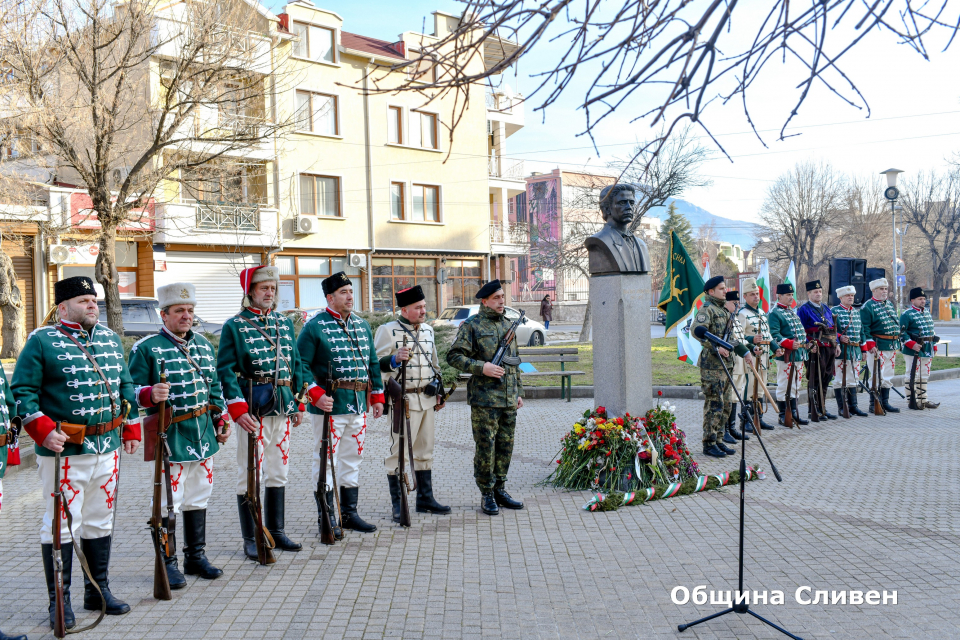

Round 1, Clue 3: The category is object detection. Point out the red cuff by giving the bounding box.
[934,345,938,353]
[864,340,876,352]
[122,421,141,442]
[370,392,385,406]
[905,340,918,351]
[228,402,250,421]
[307,386,325,404]
[24,415,56,446]
[139,386,155,408]
[298,403,306,412]
[781,339,794,351]
[860,344,869,352]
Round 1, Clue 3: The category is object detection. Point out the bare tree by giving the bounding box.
[0,0,291,333]
[834,176,891,269]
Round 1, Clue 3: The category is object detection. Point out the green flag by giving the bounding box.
[657,230,705,335]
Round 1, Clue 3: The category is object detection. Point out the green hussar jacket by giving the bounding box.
[128,328,228,463]
[216,307,311,421]
[13,320,139,458]
[446,305,524,408]
[0,367,16,479]
[768,303,809,363]
[297,308,385,416]
[860,297,901,352]
[832,304,868,362]
[900,305,938,358]
[690,295,750,370]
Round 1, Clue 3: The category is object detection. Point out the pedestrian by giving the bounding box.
[831,286,869,417]
[216,265,312,559]
[127,282,231,586]
[297,272,385,534]
[13,276,140,629]
[737,277,775,430]
[540,294,552,330]
[374,285,450,522]
[797,279,838,420]
[859,278,901,413]
[768,283,809,426]
[900,287,940,409]
[447,279,525,515]
[690,276,753,458]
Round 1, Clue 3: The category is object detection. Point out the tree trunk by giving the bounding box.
[0,250,24,358]
[579,300,591,342]
[95,227,125,335]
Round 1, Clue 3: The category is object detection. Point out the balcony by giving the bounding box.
[488,156,525,181]
[218,112,263,138]
[489,220,529,255]
[195,200,260,231]
[485,91,515,113]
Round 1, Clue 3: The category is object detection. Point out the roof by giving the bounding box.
[340,31,405,61]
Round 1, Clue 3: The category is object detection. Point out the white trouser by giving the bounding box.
[743,352,769,403]
[154,458,215,513]
[39,451,120,544]
[866,350,896,389]
[235,415,291,495]
[832,359,863,388]
[312,413,366,489]
[384,406,436,473]
[0,478,3,514]
[775,360,803,401]
[904,355,933,402]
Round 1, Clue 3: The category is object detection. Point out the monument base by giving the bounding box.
[590,273,653,419]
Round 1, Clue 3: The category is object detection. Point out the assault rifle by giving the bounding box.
[148,360,173,600]
[491,310,525,368]
[244,380,276,564]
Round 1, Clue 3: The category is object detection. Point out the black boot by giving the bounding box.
[182,510,222,580]
[740,402,755,433]
[881,388,900,413]
[264,487,301,551]
[756,401,776,430]
[386,475,402,523]
[81,536,130,615]
[416,470,451,514]
[821,390,837,419]
[723,404,738,444]
[777,400,787,426]
[848,388,868,417]
[161,517,186,589]
[728,406,749,441]
[41,543,75,630]
[791,399,809,425]
[480,491,499,515]
[237,495,258,560]
[0,630,28,640]
[835,389,850,418]
[339,486,377,533]
[493,484,523,510]
[702,442,727,458]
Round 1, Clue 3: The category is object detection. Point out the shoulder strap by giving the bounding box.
[56,325,118,416]
[396,322,441,378]
[237,313,291,376]
[159,331,212,397]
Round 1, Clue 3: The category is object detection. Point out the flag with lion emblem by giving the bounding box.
[657,231,705,364]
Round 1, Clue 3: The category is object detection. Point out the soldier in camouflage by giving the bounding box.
[860,277,901,413]
[900,287,940,409]
[768,283,810,426]
[690,276,752,459]
[447,280,525,516]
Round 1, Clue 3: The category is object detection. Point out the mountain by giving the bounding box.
[646,197,763,250]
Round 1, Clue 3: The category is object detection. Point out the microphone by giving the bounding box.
[693,325,735,351]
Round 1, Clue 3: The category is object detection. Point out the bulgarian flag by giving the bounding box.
[756,259,771,313]
[784,260,797,308]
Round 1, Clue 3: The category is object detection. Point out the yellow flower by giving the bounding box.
[573,424,585,435]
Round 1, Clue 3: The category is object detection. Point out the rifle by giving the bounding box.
[316,374,335,545]
[52,425,67,638]
[148,360,173,601]
[784,353,795,429]
[396,335,417,527]
[491,310,525,368]
[908,349,922,410]
[245,380,275,564]
[839,334,851,419]
[807,342,821,423]
[870,355,886,416]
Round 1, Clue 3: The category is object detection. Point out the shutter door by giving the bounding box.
[156,251,259,323]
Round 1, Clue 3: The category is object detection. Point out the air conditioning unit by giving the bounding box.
[48,244,70,264]
[348,253,367,269]
[294,215,315,234]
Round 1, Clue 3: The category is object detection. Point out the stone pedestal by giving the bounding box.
[590,273,653,419]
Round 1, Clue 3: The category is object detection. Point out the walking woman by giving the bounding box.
[540,295,553,330]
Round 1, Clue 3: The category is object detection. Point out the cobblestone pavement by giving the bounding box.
[2,380,959,640]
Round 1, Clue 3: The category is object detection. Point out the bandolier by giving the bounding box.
[796,279,838,420]
[831,286,869,417]
[860,277,901,413]
[768,283,809,425]
[737,277,775,430]
[900,287,940,410]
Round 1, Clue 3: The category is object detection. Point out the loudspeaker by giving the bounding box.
[865,267,887,291]
[829,258,867,307]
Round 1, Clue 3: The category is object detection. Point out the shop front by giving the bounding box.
[275,252,363,313]
[371,254,484,317]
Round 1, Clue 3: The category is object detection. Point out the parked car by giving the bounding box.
[434,305,547,346]
[44,297,222,337]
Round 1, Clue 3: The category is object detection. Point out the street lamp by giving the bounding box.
[881,168,904,313]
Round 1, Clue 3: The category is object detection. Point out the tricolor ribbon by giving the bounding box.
[694,476,710,492]
[756,468,766,480]
[661,482,683,499]
[744,467,754,481]
[582,493,605,511]
[642,487,656,502]
[713,472,730,486]
[622,492,638,505]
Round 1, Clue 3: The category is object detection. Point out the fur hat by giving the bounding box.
[805,279,823,291]
[869,277,889,290]
[741,277,759,294]
[776,283,794,295]
[55,276,96,305]
[909,287,926,300]
[725,290,740,301]
[322,271,352,296]
[396,285,425,308]
[158,282,196,310]
[835,285,857,297]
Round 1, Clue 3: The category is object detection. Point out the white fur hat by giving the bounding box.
[158,282,196,309]
[835,285,857,297]
[249,266,279,286]
[869,277,889,291]
[741,277,759,294]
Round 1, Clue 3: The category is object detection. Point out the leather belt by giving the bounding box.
[58,415,125,445]
[239,376,291,387]
[843,341,861,347]
[405,385,430,395]
[170,405,209,425]
[332,379,370,392]
[873,334,898,340]
[0,433,7,447]
[916,336,938,343]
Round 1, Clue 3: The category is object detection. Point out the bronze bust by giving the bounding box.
[585,183,650,275]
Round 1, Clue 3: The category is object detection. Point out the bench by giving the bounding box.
[456,347,586,402]
[939,339,952,356]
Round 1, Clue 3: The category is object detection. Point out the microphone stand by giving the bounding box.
[679,343,802,640]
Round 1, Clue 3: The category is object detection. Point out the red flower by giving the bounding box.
[556,460,561,464]
[598,406,606,414]
[658,390,663,396]
[611,467,616,471]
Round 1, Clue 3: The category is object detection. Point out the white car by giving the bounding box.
[433,305,547,346]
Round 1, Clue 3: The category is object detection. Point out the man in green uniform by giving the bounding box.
[447,280,524,515]
[14,276,140,628]
[217,266,311,558]
[0,357,26,640]
[900,287,940,409]
[832,285,869,417]
[690,276,752,458]
[128,282,230,586]
[767,283,810,426]
[298,272,385,534]
[860,277,901,413]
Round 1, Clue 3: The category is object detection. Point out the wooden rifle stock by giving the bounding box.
[839,338,851,419]
[52,423,67,638]
[149,361,173,600]
[784,357,794,429]
[397,336,411,527]
[908,348,922,410]
[317,376,335,546]
[245,380,276,564]
[871,357,886,416]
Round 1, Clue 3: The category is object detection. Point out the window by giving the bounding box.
[292,22,335,63]
[372,257,438,317]
[277,256,361,311]
[295,91,338,135]
[409,110,438,149]
[181,162,267,205]
[444,260,482,307]
[389,182,405,220]
[412,184,439,222]
[387,106,402,144]
[300,174,340,217]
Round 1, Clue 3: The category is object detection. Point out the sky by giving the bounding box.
[280,1,960,230]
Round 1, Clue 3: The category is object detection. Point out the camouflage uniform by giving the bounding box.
[446,305,524,491]
[690,296,750,446]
